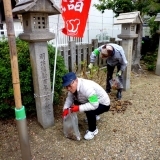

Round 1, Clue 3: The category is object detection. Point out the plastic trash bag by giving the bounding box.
[109,76,123,90]
[63,109,81,141]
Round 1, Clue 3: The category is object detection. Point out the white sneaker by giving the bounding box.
[84,129,98,140]
[96,115,100,120]
[85,115,100,123]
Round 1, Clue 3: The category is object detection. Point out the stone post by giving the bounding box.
[69,41,76,72]
[114,12,143,90]
[29,41,54,128]
[120,39,135,90]
[155,13,160,76]
[12,0,61,128]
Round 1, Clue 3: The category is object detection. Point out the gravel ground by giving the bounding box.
[0,70,160,160]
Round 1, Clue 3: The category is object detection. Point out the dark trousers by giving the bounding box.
[85,104,110,132]
[106,64,123,91]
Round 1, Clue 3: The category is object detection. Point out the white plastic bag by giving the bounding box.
[63,109,81,141]
[109,76,123,90]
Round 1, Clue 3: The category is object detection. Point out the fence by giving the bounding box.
[59,39,122,73]
[0,27,122,73]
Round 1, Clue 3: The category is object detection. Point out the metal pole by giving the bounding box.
[3,0,31,159]
[87,17,89,44]
[112,11,114,37]
[102,13,103,41]
[52,15,60,103]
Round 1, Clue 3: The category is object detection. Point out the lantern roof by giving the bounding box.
[12,0,61,15]
[114,11,143,25]
[155,13,160,22]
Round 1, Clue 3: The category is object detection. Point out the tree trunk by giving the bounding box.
[132,24,143,73]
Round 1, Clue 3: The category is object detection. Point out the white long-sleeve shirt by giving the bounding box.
[90,43,128,71]
[63,78,110,112]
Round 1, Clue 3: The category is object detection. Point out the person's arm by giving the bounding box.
[79,94,99,112]
[78,87,99,112]
[88,45,105,69]
[63,92,74,110]
[89,45,106,63]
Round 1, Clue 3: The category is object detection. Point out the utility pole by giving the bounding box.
[3,0,31,159]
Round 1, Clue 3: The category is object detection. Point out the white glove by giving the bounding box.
[88,63,93,69]
[117,70,122,76]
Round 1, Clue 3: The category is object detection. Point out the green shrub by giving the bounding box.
[143,50,158,71]
[0,38,67,119]
[148,16,159,51]
[48,43,68,104]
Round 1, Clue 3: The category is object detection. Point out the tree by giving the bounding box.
[94,0,135,17]
[94,0,160,72]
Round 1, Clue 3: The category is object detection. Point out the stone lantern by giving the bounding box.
[114,11,143,90]
[12,0,61,129]
[154,13,160,76]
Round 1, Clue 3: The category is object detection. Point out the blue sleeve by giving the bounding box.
[90,45,105,63]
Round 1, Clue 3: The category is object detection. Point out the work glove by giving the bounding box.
[116,70,122,76]
[70,105,79,112]
[88,63,93,69]
[62,108,69,118]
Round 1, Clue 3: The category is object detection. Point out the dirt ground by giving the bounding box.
[0,67,160,160]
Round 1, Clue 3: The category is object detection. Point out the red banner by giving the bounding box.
[61,0,91,38]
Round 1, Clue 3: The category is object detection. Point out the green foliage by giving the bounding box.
[94,0,160,16]
[94,0,136,16]
[144,0,160,16]
[0,38,67,119]
[0,39,17,118]
[148,16,159,36]
[148,16,159,51]
[134,0,150,15]
[112,0,135,16]
[143,50,158,71]
[93,0,113,14]
[142,16,158,71]
[48,44,68,104]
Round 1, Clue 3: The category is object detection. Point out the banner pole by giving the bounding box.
[87,17,89,44]
[52,15,60,103]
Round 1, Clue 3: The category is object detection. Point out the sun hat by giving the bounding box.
[62,72,77,87]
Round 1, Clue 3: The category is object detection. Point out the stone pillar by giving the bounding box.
[118,34,138,91]
[12,0,61,129]
[155,13,160,76]
[18,18,55,129]
[29,42,53,128]
[114,12,143,90]
[69,41,76,72]
[120,39,134,90]
[155,35,160,75]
